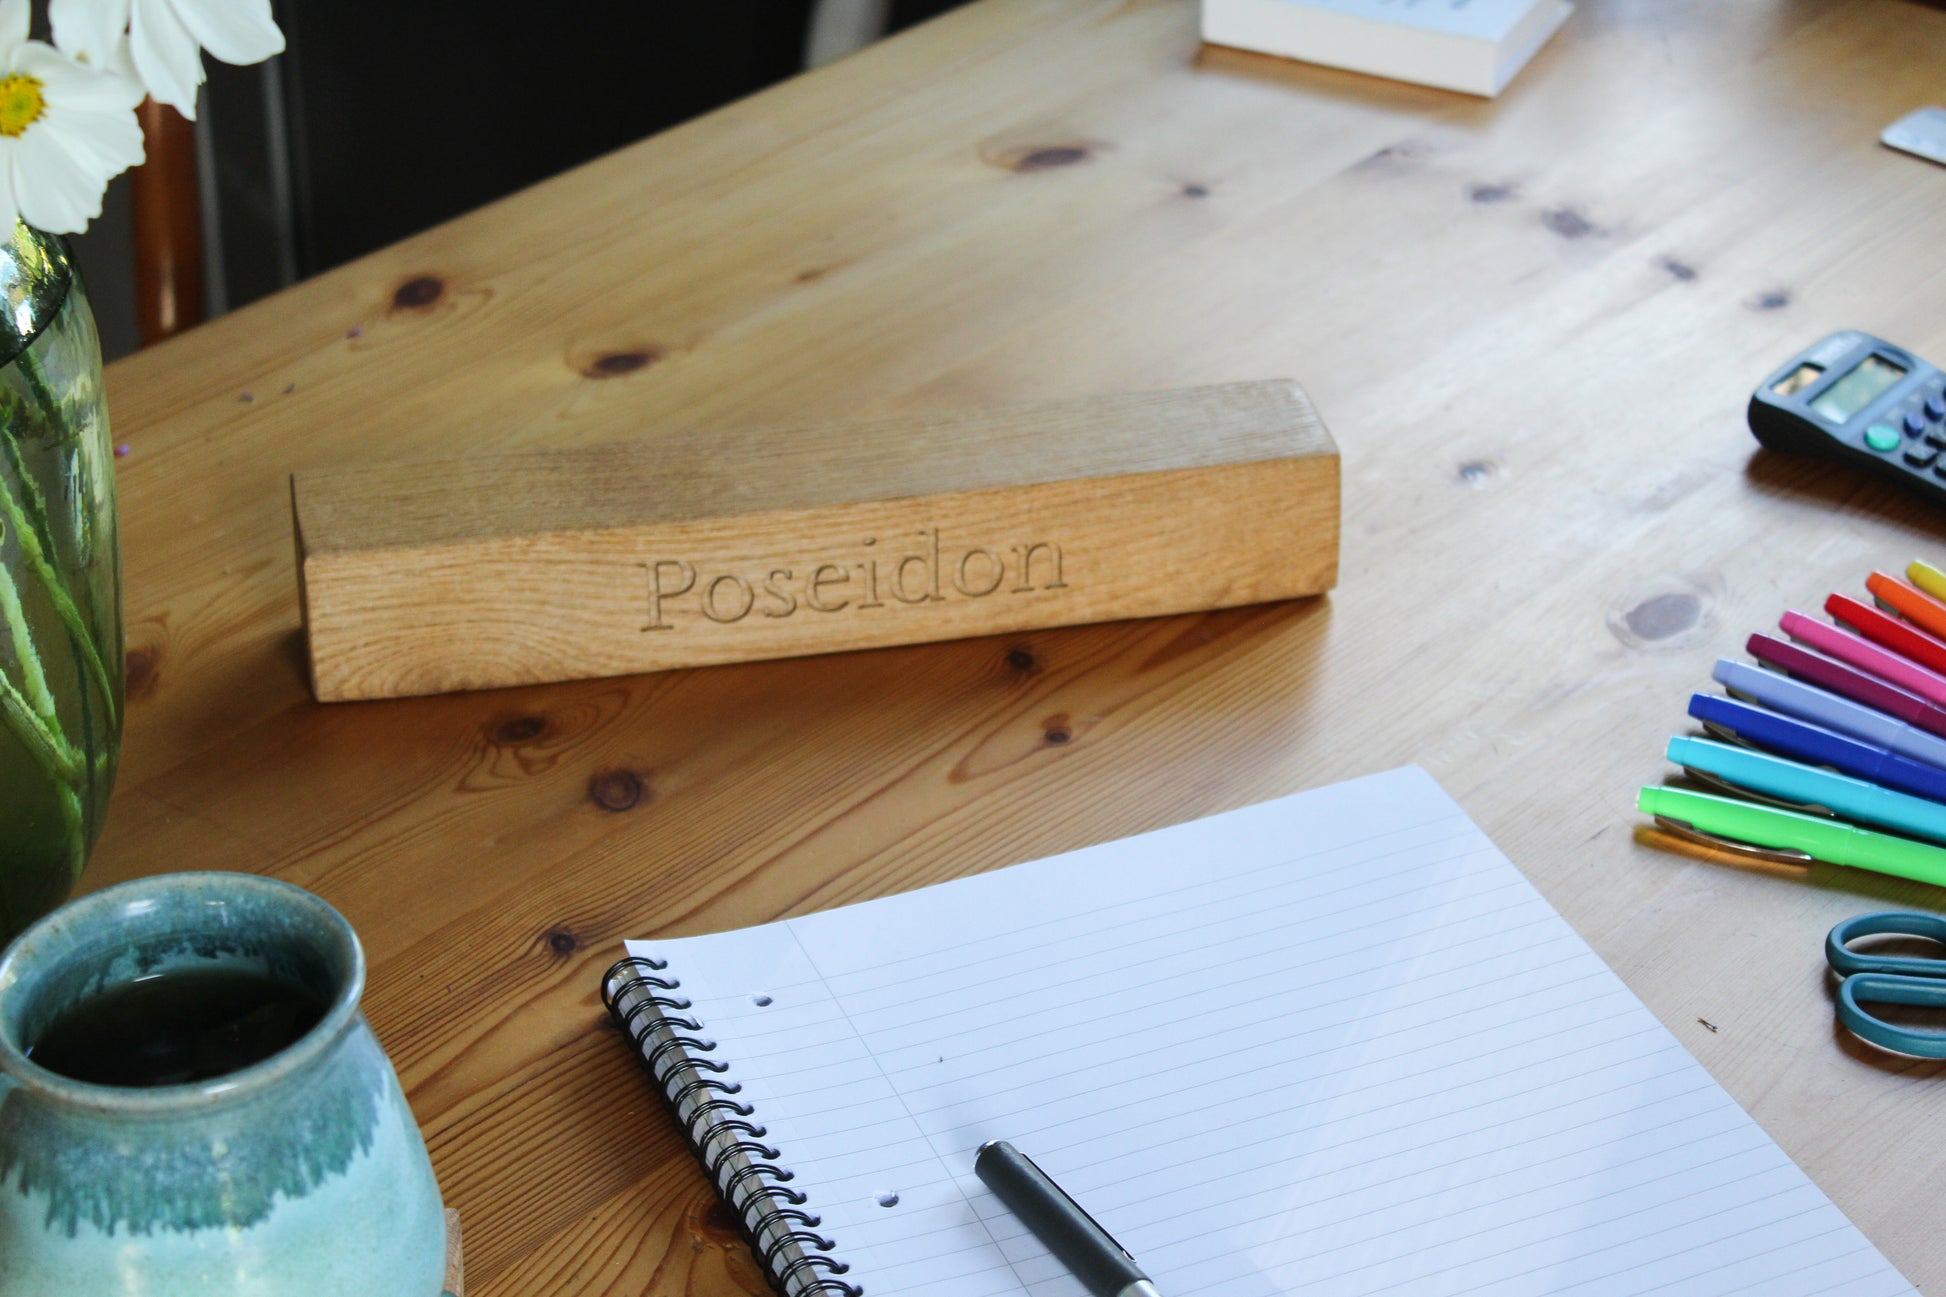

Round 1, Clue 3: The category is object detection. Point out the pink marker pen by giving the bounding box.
[1781,609,1946,709]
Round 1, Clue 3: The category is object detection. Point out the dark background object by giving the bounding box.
[72,0,978,360]
[890,0,969,28]
[277,2,816,276]
[129,102,204,345]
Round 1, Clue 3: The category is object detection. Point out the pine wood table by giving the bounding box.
[92,2,1946,1292]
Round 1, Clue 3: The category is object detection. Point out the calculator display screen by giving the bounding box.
[1811,354,1907,422]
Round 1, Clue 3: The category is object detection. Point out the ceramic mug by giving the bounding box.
[0,872,448,1295]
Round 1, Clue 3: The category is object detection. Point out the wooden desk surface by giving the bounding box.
[93,1,1946,1292]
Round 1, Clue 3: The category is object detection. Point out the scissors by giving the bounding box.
[1826,912,1946,1058]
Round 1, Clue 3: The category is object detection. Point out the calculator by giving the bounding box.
[1748,331,1946,503]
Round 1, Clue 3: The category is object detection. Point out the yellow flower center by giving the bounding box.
[0,74,46,138]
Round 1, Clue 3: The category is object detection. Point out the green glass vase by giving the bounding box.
[0,223,121,943]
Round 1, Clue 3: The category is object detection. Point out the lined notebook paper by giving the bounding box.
[605,767,1915,1297]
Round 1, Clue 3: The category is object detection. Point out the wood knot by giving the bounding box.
[1181,183,1209,198]
[980,139,1107,174]
[123,644,160,700]
[1656,256,1699,282]
[1350,139,1435,173]
[1042,716,1072,745]
[1456,459,1497,487]
[1624,592,1702,640]
[1608,581,1715,651]
[581,348,661,378]
[546,929,577,956]
[1016,145,1091,170]
[1748,289,1792,312]
[1465,181,1518,204]
[1540,207,1598,239]
[700,1198,743,1241]
[391,275,445,310]
[493,715,547,744]
[589,768,646,812]
[1006,647,1038,673]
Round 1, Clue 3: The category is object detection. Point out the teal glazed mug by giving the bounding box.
[0,872,447,1295]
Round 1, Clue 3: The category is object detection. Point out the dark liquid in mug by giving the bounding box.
[25,966,328,1087]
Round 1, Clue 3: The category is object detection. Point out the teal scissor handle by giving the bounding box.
[1826,911,1946,977]
[1827,912,1946,1058]
[1836,975,1946,1058]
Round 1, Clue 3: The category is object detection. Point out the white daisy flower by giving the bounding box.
[50,0,283,120]
[0,0,143,235]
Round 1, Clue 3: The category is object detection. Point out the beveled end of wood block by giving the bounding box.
[293,380,1339,701]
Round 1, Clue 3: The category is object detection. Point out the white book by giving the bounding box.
[602,767,1917,1297]
[1201,0,1574,97]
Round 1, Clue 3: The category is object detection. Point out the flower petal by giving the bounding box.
[0,0,29,61]
[130,0,203,117]
[163,0,282,66]
[21,45,145,112]
[39,101,145,176]
[0,142,22,235]
[50,0,132,70]
[13,119,115,233]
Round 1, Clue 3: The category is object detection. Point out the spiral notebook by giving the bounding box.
[602,767,1915,1297]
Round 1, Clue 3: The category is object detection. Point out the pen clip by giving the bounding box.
[1700,719,1751,748]
[1652,815,1816,866]
[1679,766,1834,818]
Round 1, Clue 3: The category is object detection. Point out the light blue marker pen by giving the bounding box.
[1668,735,1946,845]
[1713,658,1946,772]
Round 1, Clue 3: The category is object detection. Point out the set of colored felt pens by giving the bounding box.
[1637,560,1946,888]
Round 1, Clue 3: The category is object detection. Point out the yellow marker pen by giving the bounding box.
[1908,558,1946,604]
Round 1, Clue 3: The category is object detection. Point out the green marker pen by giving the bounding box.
[1638,785,1946,890]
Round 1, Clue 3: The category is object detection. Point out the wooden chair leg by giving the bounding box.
[131,98,205,346]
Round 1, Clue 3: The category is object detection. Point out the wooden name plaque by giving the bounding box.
[291,380,1340,702]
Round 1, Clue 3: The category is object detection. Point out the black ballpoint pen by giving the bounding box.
[975,1140,1163,1297]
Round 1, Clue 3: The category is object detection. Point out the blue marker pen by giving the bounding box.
[1687,693,1946,804]
[1714,659,1946,772]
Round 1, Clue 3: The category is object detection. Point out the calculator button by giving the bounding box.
[1929,395,1946,422]
[1906,412,1929,437]
[1930,432,1946,448]
[1867,424,1903,452]
[1907,446,1939,468]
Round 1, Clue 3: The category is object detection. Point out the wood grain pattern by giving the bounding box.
[292,381,1338,699]
[86,1,1946,1294]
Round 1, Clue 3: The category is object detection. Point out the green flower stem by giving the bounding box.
[0,520,89,879]
[0,477,87,791]
[0,551,55,722]
[10,348,119,726]
[0,421,117,729]
[54,780,84,882]
[16,349,63,429]
[0,342,111,885]
[0,667,80,786]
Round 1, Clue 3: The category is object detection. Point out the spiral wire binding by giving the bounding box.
[604,956,862,1297]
